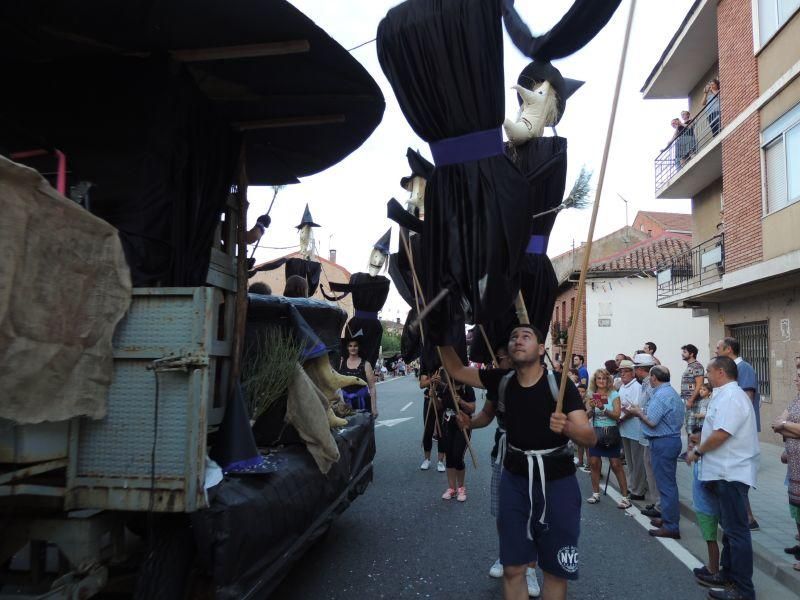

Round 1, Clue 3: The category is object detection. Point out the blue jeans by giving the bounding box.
[706,479,755,599]
[648,436,681,532]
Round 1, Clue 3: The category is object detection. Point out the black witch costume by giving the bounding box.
[377,0,533,343]
[322,230,392,368]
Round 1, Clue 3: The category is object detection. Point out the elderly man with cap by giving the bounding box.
[617,359,646,500]
[626,365,686,538]
[631,353,661,516]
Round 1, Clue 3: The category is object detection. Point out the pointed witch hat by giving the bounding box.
[373,228,392,255]
[295,203,321,229]
[516,61,584,126]
[400,147,434,189]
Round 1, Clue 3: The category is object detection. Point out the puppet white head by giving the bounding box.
[368,248,387,277]
[298,225,315,260]
[503,80,560,146]
[405,176,426,218]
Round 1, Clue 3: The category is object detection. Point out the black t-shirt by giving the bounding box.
[480,368,584,480]
[439,384,475,411]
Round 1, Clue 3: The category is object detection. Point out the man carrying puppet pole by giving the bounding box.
[440,325,595,600]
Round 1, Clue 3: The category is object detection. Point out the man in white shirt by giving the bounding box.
[617,360,645,499]
[686,356,759,600]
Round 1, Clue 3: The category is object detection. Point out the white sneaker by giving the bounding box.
[573,456,580,465]
[526,568,540,597]
[489,558,503,578]
[437,460,446,472]
[420,459,431,470]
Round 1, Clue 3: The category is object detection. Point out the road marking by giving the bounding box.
[376,376,411,386]
[375,417,414,428]
[602,481,703,571]
[400,402,413,412]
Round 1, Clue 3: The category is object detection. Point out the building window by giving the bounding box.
[763,102,800,214]
[561,300,567,327]
[729,321,771,399]
[757,0,800,47]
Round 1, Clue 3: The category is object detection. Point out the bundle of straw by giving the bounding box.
[242,328,304,419]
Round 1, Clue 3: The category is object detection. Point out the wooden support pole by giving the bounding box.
[556,0,638,413]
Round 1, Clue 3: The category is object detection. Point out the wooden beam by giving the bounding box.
[234,114,345,131]
[172,40,310,62]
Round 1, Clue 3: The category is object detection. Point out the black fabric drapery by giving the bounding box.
[470,137,566,363]
[377,0,533,341]
[285,258,322,296]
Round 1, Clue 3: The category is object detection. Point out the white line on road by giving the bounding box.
[603,482,703,572]
[400,402,413,412]
[375,417,414,428]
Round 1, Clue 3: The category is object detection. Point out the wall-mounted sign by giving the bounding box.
[598,318,611,327]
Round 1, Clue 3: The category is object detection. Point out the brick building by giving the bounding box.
[641,0,800,441]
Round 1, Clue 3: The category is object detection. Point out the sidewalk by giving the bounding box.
[631,441,800,595]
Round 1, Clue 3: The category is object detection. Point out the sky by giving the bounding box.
[248,0,695,323]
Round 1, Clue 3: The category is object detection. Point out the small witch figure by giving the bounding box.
[322,230,392,369]
[253,203,323,295]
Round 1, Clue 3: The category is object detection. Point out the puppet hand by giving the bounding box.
[256,214,271,230]
[549,412,568,435]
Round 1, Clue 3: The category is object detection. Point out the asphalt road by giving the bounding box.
[271,376,711,600]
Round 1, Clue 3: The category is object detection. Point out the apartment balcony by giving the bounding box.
[654,92,722,198]
[641,0,718,100]
[656,234,724,307]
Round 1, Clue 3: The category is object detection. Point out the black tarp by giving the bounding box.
[377,0,533,340]
[0,0,385,186]
[193,413,375,600]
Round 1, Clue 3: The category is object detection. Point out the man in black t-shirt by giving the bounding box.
[441,325,595,600]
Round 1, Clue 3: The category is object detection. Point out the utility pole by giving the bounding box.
[617,193,630,243]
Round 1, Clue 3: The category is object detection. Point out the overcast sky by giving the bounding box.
[248,0,694,322]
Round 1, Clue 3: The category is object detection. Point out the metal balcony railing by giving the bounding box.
[656,234,724,303]
[654,92,721,194]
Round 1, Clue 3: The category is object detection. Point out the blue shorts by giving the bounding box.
[498,470,581,579]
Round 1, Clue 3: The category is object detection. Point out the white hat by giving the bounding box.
[633,353,656,367]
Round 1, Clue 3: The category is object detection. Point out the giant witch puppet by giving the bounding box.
[321,230,392,367]
[376,0,621,349]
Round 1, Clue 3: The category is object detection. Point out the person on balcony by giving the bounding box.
[703,79,721,136]
[680,110,696,159]
[661,118,687,170]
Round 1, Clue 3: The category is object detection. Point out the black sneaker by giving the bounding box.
[693,566,712,579]
[748,520,759,531]
[629,493,646,500]
[783,544,800,557]
[695,571,730,588]
[641,508,662,518]
[645,503,655,510]
[707,586,751,600]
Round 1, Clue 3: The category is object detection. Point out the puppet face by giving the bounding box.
[368,248,387,276]
[503,80,560,145]
[298,225,314,259]
[406,176,426,216]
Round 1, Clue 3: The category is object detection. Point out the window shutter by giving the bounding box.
[785,124,800,203]
[765,138,787,214]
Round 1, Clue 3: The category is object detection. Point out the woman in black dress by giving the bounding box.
[338,339,378,417]
[434,368,475,502]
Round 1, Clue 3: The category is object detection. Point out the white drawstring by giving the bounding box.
[495,429,507,466]
[508,443,565,540]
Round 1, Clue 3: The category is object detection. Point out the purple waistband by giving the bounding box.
[526,235,549,255]
[429,128,504,167]
[355,309,378,320]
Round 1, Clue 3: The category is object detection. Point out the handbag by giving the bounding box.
[593,410,621,449]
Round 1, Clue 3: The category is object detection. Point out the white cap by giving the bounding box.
[633,353,656,367]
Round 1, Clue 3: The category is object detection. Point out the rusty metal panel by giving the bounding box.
[65,287,226,513]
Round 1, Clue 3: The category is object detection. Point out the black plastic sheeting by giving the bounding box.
[0,0,385,186]
[192,413,375,600]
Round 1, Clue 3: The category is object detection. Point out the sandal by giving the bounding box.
[586,493,601,504]
[794,563,800,572]
[617,497,632,509]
